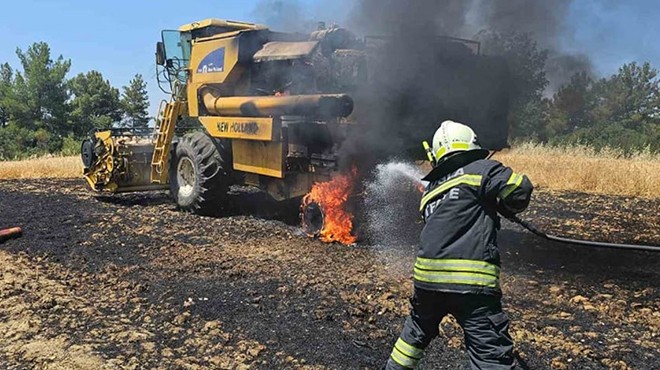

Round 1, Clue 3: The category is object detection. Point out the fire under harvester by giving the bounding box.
[80,19,510,244]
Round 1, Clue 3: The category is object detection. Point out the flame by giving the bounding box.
[302,168,358,245]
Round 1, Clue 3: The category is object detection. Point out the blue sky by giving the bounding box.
[0,0,658,117]
[566,0,660,74]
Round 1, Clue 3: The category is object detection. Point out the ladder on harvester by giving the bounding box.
[150,98,182,184]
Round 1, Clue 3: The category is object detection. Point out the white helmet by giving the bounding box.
[431,120,483,161]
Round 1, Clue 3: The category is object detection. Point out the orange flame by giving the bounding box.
[302,168,358,245]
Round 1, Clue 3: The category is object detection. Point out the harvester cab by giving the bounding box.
[82,19,356,216]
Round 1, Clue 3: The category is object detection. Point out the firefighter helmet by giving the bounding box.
[431,120,484,162]
[421,120,490,181]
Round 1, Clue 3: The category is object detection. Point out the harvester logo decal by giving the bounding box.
[217,121,260,135]
[197,47,225,74]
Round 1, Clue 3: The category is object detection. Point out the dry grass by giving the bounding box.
[494,142,660,198]
[0,156,81,180]
[1,144,659,198]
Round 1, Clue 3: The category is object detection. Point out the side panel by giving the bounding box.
[232,140,284,178]
[187,35,243,117]
[264,172,332,201]
[190,37,240,84]
[199,116,281,141]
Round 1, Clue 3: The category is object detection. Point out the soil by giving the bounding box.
[0,178,658,370]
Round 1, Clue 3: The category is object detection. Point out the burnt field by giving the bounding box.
[0,178,658,370]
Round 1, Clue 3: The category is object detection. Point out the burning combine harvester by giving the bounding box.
[81,19,510,244]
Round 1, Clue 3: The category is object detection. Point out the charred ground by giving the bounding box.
[0,178,658,370]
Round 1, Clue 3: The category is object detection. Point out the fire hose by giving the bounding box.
[507,215,660,253]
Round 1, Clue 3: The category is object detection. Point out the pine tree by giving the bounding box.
[69,70,122,135]
[6,42,71,134]
[0,63,13,127]
[120,74,150,129]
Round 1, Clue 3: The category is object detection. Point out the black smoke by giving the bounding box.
[347,0,593,94]
[253,0,594,95]
[251,0,311,32]
[338,0,511,168]
[467,0,593,94]
[251,0,594,164]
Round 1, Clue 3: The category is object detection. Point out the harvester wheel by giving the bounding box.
[301,201,325,237]
[169,132,231,214]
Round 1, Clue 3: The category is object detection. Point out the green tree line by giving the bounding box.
[0,42,149,159]
[478,31,660,154]
[1,37,657,160]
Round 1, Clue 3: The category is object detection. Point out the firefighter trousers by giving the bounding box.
[385,288,515,370]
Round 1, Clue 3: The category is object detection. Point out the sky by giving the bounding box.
[1,0,659,117]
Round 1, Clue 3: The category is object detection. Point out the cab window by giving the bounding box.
[161,30,191,67]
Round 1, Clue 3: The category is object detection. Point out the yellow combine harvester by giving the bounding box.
[82,19,356,215]
[81,19,509,221]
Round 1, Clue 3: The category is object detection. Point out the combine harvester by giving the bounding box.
[80,19,508,238]
[79,19,658,252]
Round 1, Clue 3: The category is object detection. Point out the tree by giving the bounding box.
[120,74,150,129]
[589,62,660,129]
[0,124,35,159]
[6,42,71,136]
[477,31,549,139]
[548,62,660,153]
[0,63,13,127]
[510,99,549,141]
[545,72,592,137]
[69,70,121,136]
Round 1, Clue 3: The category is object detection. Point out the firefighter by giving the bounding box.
[384,120,533,370]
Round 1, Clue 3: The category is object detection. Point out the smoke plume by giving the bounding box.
[251,0,310,32]
[347,0,593,94]
[251,0,594,163]
[254,0,593,94]
[469,0,593,94]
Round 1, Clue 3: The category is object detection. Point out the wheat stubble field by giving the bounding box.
[0,146,658,369]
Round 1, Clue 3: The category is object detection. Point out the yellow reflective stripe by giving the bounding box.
[507,172,522,185]
[419,174,482,212]
[414,268,499,282]
[422,141,434,162]
[435,146,447,159]
[413,268,500,288]
[499,172,524,199]
[417,257,500,267]
[434,142,470,159]
[453,142,469,150]
[415,258,500,277]
[390,347,419,368]
[395,338,424,359]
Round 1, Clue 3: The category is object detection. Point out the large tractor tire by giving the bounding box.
[169,132,231,215]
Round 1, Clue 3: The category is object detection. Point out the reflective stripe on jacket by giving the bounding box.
[417,158,533,295]
[389,337,424,369]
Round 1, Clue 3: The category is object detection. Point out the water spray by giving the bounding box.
[362,162,426,248]
[363,160,660,253]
